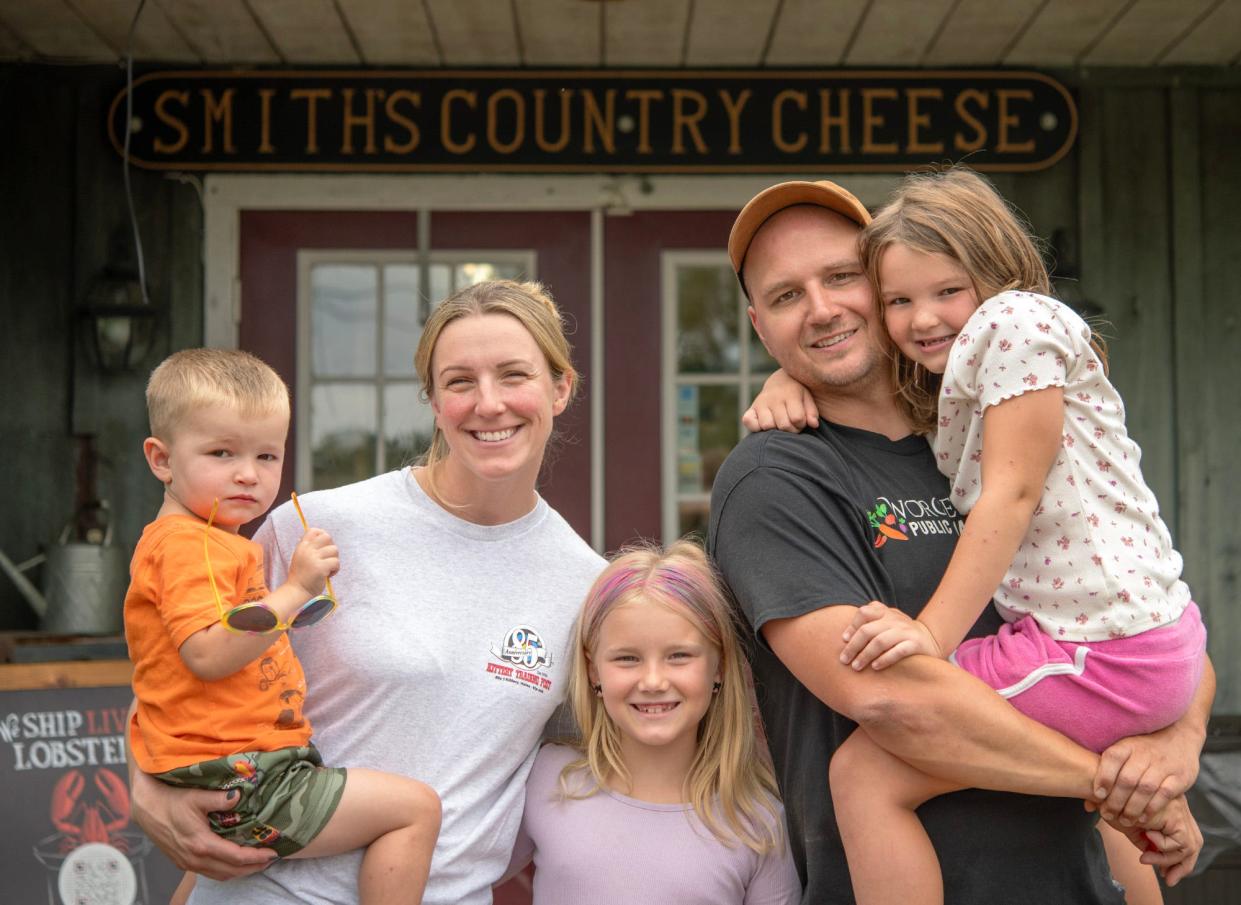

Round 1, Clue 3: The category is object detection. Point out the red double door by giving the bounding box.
[239,207,737,550]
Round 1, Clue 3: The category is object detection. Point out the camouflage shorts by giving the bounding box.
[156,745,346,858]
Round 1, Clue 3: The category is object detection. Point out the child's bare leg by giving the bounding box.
[294,769,441,905]
[169,871,196,905]
[830,728,963,905]
[1097,821,1161,905]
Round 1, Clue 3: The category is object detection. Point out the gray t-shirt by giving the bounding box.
[511,744,800,904]
[189,469,605,905]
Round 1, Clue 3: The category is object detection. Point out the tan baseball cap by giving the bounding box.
[727,180,872,277]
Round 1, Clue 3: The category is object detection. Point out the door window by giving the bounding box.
[661,252,776,540]
[298,252,534,490]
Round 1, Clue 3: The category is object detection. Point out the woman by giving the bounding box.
[131,280,607,905]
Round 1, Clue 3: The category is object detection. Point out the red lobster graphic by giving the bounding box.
[50,767,131,853]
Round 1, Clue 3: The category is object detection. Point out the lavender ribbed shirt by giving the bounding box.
[510,745,801,905]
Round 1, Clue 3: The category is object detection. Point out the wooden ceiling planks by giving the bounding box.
[516,0,602,67]
[921,0,1043,66]
[160,0,281,64]
[337,0,440,66]
[424,0,521,66]
[1159,0,1241,65]
[1,0,1237,67]
[0,0,113,59]
[683,0,780,66]
[249,0,360,65]
[844,0,960,65]
[1081,0,1221,65]
[602,0,691,66]
[69,0,198,61]
[1002,0,1132,65]
[0,14,33,58]
[763,0,870,65]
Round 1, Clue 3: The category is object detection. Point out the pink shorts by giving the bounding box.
[951,602,1206,753]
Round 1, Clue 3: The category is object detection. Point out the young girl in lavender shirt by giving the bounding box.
[505,540,799,904]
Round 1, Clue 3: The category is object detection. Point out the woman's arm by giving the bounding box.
[841,387,1064,668]
[125,699,275,879]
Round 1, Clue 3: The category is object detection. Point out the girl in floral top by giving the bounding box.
[750,167,1206,905]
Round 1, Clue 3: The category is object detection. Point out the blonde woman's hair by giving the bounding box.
[413,280,577,496]
[562,539,784,854]
[859,165,1107,434]
[146,348,289,439]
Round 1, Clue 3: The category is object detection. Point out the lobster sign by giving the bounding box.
[51,767,131,852]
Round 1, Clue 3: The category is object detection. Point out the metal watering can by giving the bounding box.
[0,501,128,634]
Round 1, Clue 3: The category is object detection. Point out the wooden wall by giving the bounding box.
[0,63,1237,714]
[1069,71,1240,715]
[0,65,202,630]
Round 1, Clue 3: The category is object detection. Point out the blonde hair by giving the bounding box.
[562,539,783,854]
[860,166,1107,434]
[413,280,577,494]
[146,348,289,439]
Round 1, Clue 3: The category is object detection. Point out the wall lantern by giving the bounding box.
[78,228,158,373]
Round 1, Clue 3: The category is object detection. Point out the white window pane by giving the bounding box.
[383,383,435,471]
[677,266,740,374]
[431,263,452,304]
[676,383,739,495]
[311,265,377,378]
[311,384,377,490]
[383,264,420,377]
[750,328,777,373]
[454,260,527,290]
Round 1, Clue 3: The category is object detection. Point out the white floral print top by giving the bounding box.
[934,290,1191,642]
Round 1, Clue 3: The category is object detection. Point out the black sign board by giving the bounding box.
[109,70,1076,174]
[0,685,181,904]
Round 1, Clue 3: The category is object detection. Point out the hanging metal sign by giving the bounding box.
[109,70,1076,173]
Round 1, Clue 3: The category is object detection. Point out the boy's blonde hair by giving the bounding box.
[860,165,1107,434]
[146,348,290,439]
[563,539,784,854]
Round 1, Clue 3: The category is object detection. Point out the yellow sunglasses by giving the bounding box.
[204,492,338,635]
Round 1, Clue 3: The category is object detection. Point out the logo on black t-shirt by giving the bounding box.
[866,501,910,548]
[868,496,963,548]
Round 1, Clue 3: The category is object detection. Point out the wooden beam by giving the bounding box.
[0,660,132,691]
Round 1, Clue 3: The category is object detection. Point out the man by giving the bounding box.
[707,180,1212,904]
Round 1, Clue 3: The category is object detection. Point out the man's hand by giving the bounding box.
[743,368,818,434]
[131,769,275,880]
[1103,794,1203,887]
[1091,722,1203,827]
[840,602,944,670]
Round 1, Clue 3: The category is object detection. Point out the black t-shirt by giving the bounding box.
[708,422,1122,905]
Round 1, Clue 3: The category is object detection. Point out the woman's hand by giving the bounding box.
[131,769,275,880]
[840,601,944,670]
[743,368,818,434]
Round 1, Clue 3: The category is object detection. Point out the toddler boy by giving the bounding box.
[126,348,439,904]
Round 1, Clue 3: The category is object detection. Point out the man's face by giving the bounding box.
[744,205,888,395]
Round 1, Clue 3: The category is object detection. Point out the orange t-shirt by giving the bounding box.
[125,515,313,773]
